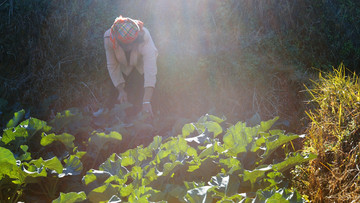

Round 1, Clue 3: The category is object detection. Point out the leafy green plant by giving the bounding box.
[58,114,314,202]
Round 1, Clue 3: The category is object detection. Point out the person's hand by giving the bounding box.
[117,88,128,103]
[142,102,153,118]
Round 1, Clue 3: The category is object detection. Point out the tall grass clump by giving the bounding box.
[294,63,360,202]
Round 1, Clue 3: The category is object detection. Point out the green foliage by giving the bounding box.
[0,107,314,202]
[52,192,86,203]
[60,114,313,202]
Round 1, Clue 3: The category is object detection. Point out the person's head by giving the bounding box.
[110,16,144,51]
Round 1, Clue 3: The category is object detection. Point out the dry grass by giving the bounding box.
[295,64,360,202]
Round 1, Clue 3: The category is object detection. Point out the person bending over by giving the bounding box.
[104,16,158,117]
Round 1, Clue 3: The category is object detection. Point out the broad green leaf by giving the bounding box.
[120,184,134,197]
[243,165,273,185]
[0,147,17,165]
[251,188,305,202]
[41,133,75,149]
[44,156,63,174]
[0,147,23,181]
[29,157,62,176]
[82,170,112,186]
[250,136,265,152]
[199,144,215,159]
[219,157,242,173]
[203,121,223,137]
[184,181,206,190]
[273,153,317,172]
[108,195,122,203]
[208,173,229,192]
[20,118,52,137]
[6,109,25,128]
[19,145,31,161]
[163,161,181,176]
[185,133,210,145]
[1,127,28,145]
[261,133,299,159]
[182,123,195,137]
[184,186,214,203]
[223,122,256,155]
[259,117,279,132]
[60,155,83,178]
[206,115,226,124]
[128,186,158,202]
[99,155,129,177]
[52,192,86,203]
[88,131,122,151]
[147,136,162,150]
[88,183,119,203]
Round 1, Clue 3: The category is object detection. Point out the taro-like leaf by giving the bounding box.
[184,186,214,203]
[193,121,223,138]
[223,122,257,155]
[82,170,112,186]
[88,131,122,151]
[29,157,63,174]
[250,136,265,152]
[261,132,299,159]
[120,183,134,197]
[182,123,196,137]
[147,136,162,150]
[128,186,158,202]
[259,117,279,132]
[273,153,317,173]
[49,108,90,134]
[0,147,18,179]
[185,133,210,145]
[40,133,75,149]
[208,174,229,193]
[219,157,242,174]
[108,195,122,203]
[209,173,243,198]
[198,144,215,159]
[99,154,129,177]
[184,181,206,190]
[52,191,86,203]
[21,162,48,184]
[59,155,83,178]
[20,118,52,137]
[203,121,223,137]
[6,109,25,128]
[150,184,187,201]
[206,114,226,124]
[88,183,119,203]
[19,145,31,161]
[243,165,273,186]
[1,127,28,145]
[44,156,63,174]
[251,188,304,202]
[163,161,182,176]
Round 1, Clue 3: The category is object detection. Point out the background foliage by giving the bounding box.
[1,0,359,131]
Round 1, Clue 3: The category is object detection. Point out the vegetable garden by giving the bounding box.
[1,105,315,202]
[2,0,360,202]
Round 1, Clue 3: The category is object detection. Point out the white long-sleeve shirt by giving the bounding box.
[104,27,158,88]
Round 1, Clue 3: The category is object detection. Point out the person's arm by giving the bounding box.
[104,30,127,103]
[140,28,158,116]
[142,87,154,115]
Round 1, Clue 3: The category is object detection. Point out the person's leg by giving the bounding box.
[124,69,144,117]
